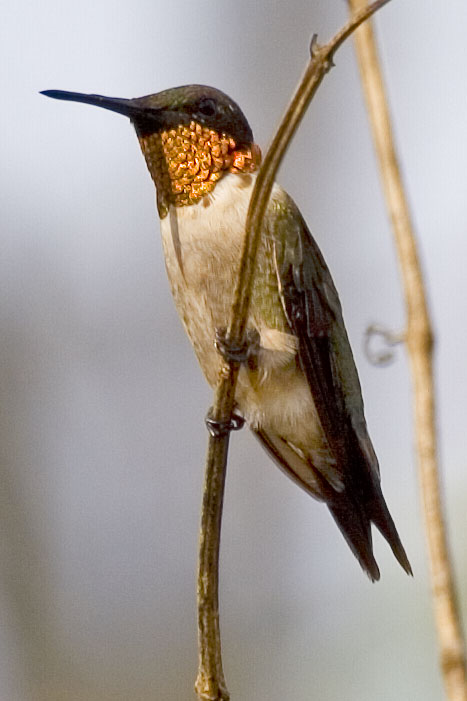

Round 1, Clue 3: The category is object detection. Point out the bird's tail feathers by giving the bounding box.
[327,497,380,581]
[254,427,412,580]
[366,486,412,576]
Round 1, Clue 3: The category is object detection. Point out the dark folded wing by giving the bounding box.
[268,190,411,577]
[271,191,361,467]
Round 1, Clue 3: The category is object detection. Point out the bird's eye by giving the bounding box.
[197,98,217,117]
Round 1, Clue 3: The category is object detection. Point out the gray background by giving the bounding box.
[2,1,467,699]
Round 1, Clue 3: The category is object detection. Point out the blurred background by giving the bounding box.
[2,1,467,699]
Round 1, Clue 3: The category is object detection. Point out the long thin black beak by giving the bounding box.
[40,90,137,119]
[41,89,184,137]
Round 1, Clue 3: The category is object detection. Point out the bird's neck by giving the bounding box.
[137,121,261,218]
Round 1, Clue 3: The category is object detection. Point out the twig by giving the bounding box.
[348,2,467,699]
[364,323,405,366]
[195,2,392,699]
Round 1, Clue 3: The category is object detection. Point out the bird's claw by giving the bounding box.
[205,410,245,437]
[214,327,260,364]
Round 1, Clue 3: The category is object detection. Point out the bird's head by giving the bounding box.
[42,85,261,216]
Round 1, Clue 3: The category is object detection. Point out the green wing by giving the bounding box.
[259,188,411,580]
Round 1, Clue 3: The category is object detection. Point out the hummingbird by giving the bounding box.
[41,85,411,581]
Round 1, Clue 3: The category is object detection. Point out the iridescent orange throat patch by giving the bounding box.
[138,121,261,218]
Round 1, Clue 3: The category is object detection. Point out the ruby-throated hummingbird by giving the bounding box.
[41,85,411,581]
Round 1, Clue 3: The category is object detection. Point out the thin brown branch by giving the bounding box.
[195,2,392,699]
[348,2,467,699]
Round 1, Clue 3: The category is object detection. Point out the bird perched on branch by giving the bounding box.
[42,84,411,581]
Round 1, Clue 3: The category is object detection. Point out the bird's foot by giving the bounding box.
[205,409,245,438]
[214,327,260,364]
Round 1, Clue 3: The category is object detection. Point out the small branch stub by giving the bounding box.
[364,323,404,366]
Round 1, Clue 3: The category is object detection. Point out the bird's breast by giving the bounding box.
[159,174,254,383]
[158,174,317,439]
